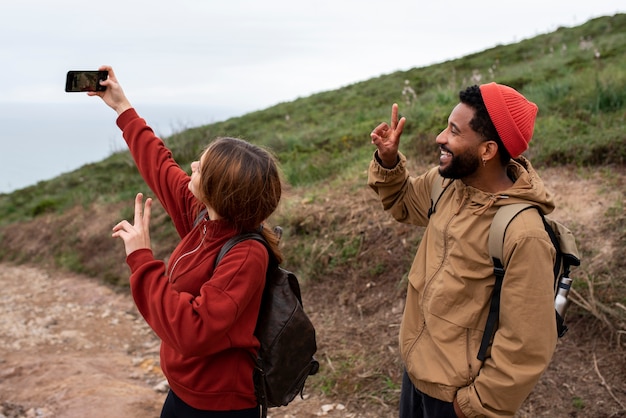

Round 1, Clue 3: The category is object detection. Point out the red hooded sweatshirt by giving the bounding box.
[117,108,267,410]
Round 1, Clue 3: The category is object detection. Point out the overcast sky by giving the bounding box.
[1,1,624,115]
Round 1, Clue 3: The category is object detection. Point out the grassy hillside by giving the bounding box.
[0,14,625,415]
[1,15,624,228]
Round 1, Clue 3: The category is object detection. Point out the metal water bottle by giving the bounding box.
[554,275,572,319]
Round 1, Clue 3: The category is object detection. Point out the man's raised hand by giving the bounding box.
[370,103,405,168]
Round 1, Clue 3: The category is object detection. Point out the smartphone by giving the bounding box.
[65,70,108,92]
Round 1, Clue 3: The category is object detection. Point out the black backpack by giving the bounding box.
[214,230,319,417]
[429,177,581,361]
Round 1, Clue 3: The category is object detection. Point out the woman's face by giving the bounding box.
[188,151,206,201]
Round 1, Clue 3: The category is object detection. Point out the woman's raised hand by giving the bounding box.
[88,65,132,115]
[112,193,153,256]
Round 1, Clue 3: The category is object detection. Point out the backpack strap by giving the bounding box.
[214,232,266,267]
[214,230,282,270]
[487,203,534,263]
[477,203,535,361]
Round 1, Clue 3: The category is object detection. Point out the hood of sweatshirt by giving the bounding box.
[443,156,555,217]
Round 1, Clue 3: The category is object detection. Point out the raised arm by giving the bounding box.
[89,65,197,236]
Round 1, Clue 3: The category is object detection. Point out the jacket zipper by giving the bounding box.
[422,212,455,306]
[414,210,456,347]
[168,223,207,281]
[419,190,465,343]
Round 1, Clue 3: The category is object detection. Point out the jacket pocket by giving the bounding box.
[427,274,492,331]
[424,276,492,383]
[399,285,425,366]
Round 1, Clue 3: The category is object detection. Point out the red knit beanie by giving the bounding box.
[479,82,538,158]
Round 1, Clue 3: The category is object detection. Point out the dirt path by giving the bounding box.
[2,262,625,418]
[0,264,343,418]
[0,264,165,417]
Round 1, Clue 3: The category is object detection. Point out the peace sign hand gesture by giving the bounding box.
[112,193,153,256]
[370,103,406,168]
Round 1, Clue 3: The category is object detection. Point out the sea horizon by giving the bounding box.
[0,102,241,194]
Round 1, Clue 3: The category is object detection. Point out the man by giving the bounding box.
[368,83,558,418]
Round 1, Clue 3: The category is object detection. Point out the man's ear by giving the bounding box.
[481,141,499,162]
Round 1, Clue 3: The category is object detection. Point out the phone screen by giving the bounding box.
[65,70,108,92]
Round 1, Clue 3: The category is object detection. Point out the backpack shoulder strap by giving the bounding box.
[477,202,536,361]
[491,208,581,277]
[214,232,267,268]
[488,203,535,265]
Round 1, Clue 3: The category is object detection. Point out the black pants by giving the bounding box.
[399,371,457,418]
[160,390,260,418]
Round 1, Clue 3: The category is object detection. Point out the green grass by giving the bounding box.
[1,14,625,225]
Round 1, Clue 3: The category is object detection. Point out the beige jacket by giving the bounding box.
[368,153,558,418]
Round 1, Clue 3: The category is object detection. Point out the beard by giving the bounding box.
[438,148,481,179]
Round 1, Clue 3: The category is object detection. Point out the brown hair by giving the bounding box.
[199,137,283,262]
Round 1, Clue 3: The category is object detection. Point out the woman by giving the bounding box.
[91,66,282,417]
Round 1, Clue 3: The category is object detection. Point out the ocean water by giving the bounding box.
[0,102,239,194]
